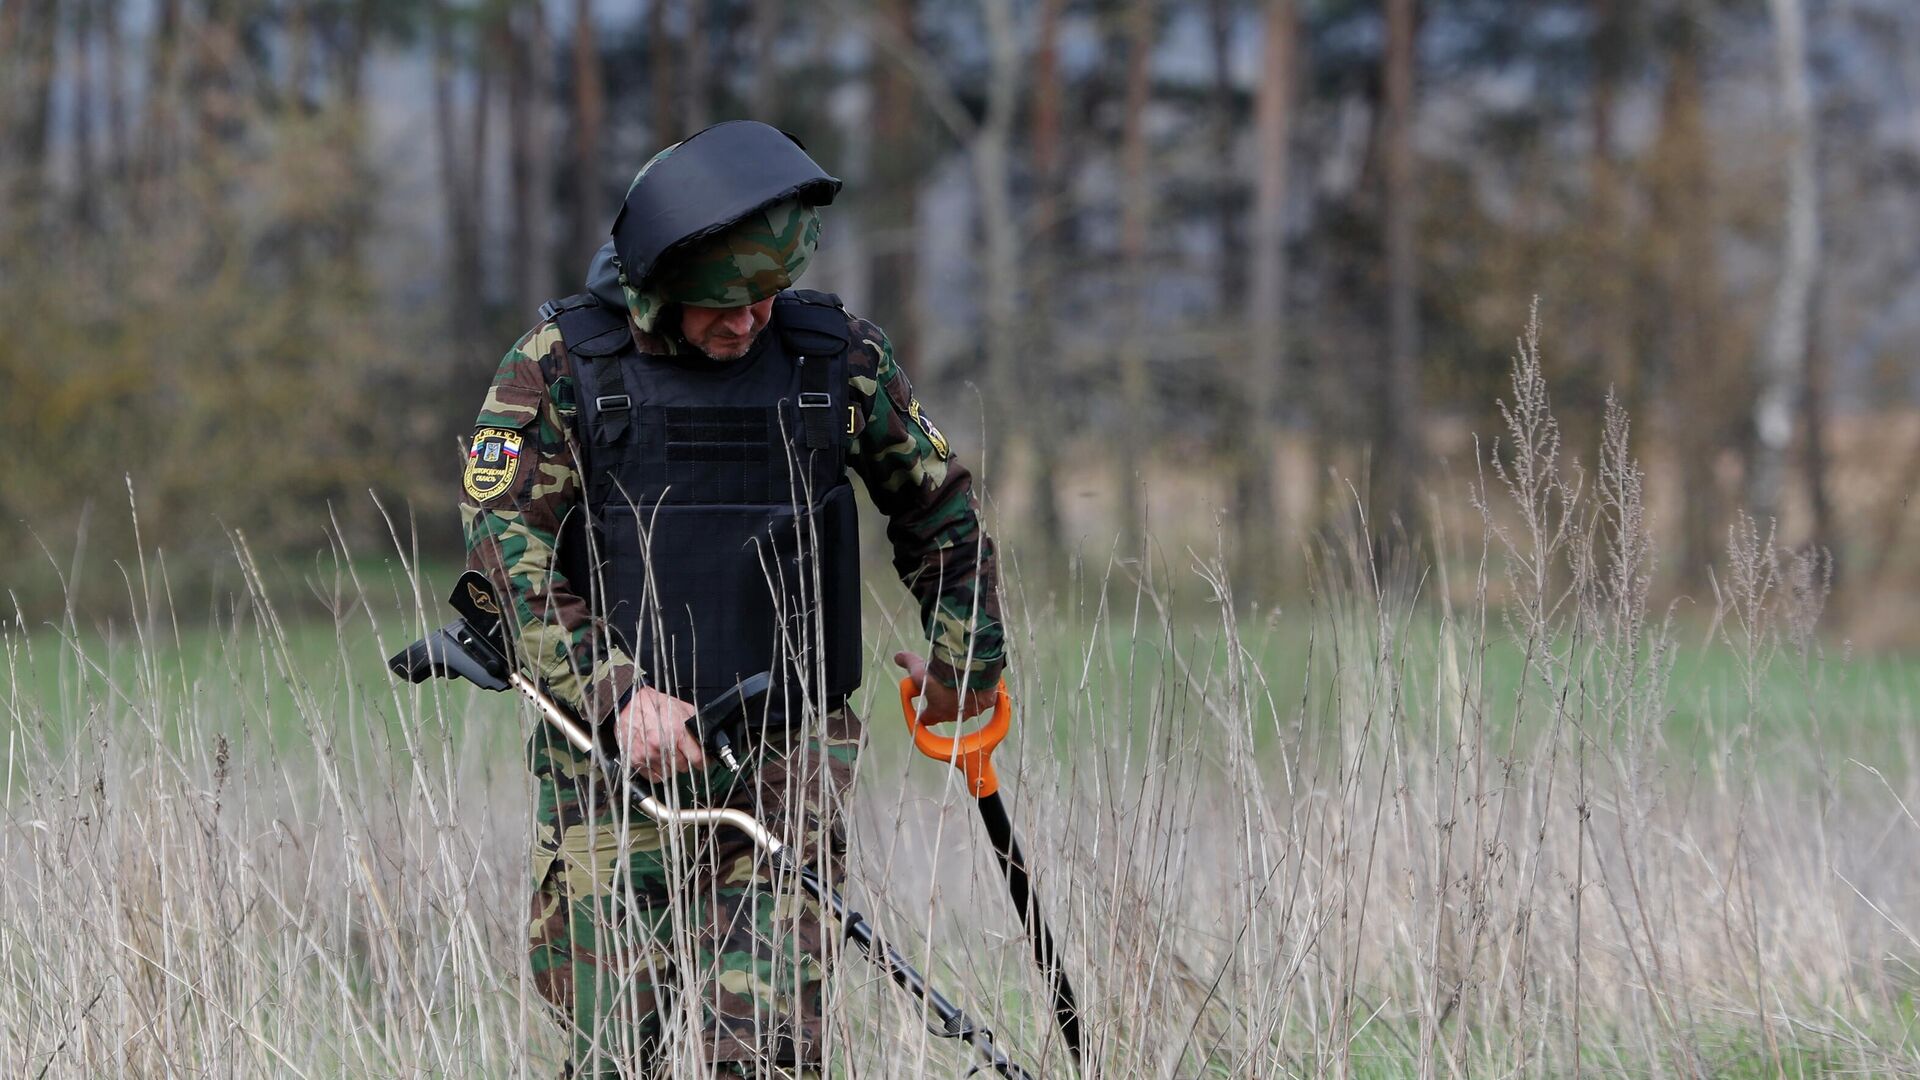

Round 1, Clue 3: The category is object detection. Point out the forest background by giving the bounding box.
[12,3,1920,1075]
[1,0,1916,639]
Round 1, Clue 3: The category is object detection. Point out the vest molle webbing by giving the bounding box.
[549,290,864,707]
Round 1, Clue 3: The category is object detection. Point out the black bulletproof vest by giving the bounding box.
[547,290,863,705]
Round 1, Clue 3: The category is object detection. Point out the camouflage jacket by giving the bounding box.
[460,304,1005,730]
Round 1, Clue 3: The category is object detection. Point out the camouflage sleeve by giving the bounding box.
[844,317,1006,692]
[459,323,640,724]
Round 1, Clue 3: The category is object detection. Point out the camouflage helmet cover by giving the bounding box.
[651,200,822,307]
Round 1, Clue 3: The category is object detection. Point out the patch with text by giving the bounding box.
[907,398,951,460]
[464,427,524,502]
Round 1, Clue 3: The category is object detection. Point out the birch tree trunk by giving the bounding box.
[1750,0,1820,530]
[1233,0,1295,588]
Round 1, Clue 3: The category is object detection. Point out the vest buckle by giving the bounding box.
[798,392,832,409]
[596,394,632,412]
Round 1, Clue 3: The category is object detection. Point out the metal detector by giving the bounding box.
[389,571,1040,1080]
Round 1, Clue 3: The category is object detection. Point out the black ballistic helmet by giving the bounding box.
[611,121,842,291]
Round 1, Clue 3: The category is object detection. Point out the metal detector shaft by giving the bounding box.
[977,790,1084,1065]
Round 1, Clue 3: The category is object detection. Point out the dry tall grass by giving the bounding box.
[6,319,1920,1077]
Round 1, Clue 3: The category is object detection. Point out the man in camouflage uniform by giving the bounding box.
[460,121,1005,1078]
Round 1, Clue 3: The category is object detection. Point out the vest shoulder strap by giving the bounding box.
[787,288,845,310]
[774,290,851,361]
[537,292,592,323]
[543,294,635,448]
[552,298,630,359]
[774,291,850,453]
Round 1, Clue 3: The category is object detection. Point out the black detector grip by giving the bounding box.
[684,671,773,756]
[387,620,512,693]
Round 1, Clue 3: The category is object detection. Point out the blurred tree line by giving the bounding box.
[3,0,1919,635]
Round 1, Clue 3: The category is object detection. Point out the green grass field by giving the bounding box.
[13,563,1918,775]
[7,349,1920,1076]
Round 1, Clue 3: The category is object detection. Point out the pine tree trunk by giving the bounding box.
[326,0,376,272]
[572,0,606,267]
[867,0,920,365]
[750,0,781,119]
[342,0,370,103]
[975,0,1021,478]
[1590,0,1635,416]
[71,0,98,228]
[1025,0,1069,572]
[9,0,59,215]
[434,1,488,335]
[1208,0,1245,311]
[101,0,128,182]
[1652,7,1725,585]
[1803,284,1837,580]
[650,0,678,142]
[137,0,181,209]
[286,0,310,109]
[507,4,538,316]
[1234,0,1295,591]
[470,61,494,290]
[527,3,556,298]
[1379,0,1423,542]
[1118,0,1155,553]
[684,0,710,133]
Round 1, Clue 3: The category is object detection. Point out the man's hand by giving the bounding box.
[893,651,999,727]
[615,685,707,782]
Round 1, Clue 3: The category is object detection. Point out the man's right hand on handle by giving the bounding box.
[615,685,707,782]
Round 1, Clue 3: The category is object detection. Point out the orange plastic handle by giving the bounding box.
[899,677,1011,798]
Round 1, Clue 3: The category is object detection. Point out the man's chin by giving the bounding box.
[694,332,762,361]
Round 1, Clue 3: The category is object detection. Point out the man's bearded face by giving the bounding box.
[679,296,777,361]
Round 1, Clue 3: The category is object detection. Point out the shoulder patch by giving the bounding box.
[908,398,951,460]
[464,427,525,502]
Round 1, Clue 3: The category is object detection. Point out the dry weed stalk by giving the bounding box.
[3,315,1919,1077]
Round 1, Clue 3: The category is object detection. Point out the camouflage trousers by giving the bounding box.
[527,706,862,1079]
